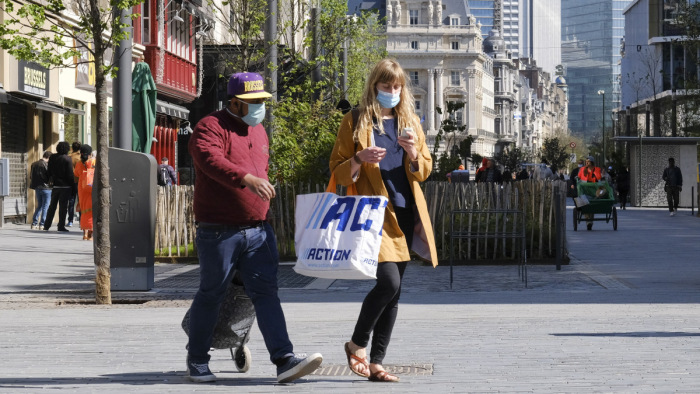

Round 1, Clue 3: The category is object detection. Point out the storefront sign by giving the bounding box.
[74,39,113,95]
[18,61,49,98]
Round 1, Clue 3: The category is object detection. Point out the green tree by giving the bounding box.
[430,102,472,179]
[269,100,341,185]
[494,145,528,173]
[471,153,483,171]
[0,0,140,304]
[269,0,385,183]
[276,0,385,103]
[205,0,268,72]
[540,137,569,173]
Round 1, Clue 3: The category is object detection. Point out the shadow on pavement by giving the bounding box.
[0,372,339,387]
[550,331,700,337]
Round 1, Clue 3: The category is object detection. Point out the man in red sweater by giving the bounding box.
[186,72,322,384]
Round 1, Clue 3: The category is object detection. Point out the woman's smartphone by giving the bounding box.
[400,127,413,139]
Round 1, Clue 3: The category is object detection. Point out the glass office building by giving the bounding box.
[468,0,496,38]
[562,0,632,137]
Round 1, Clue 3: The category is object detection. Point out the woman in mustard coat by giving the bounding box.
[330,59,438,382]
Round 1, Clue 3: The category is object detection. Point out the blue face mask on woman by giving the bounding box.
[241,102,266,126]
[376,90,400,109]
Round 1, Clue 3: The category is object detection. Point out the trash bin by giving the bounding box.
[107,148,157,290]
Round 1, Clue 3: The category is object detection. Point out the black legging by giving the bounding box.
[351,206,414,364]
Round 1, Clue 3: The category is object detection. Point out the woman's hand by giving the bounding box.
[397,128,418,162]
[357,146,387,164]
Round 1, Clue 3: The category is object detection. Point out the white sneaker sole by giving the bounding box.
[187,373,216,383]
[277,353,323,383]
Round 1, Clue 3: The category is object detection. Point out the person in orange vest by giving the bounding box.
[577,156,603,230]
[577,156,602,183]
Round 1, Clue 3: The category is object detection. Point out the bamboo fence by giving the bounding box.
[153,180,567,263]
[154,185,196,257]
[423,180,568,263]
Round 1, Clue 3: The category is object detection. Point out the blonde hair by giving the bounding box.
[355,59,419,141]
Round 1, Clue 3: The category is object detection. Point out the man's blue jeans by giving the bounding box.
[67,183,77,224]
[31,189,51,226]
[187,222,294,365]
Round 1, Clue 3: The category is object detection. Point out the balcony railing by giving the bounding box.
[144,46,197,101]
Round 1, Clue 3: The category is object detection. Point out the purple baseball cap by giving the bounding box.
[227,72,272,99]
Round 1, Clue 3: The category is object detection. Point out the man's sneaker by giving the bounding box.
[670,211,676,216]
[186,358,216,383]
[277,353,323,383]
[67,222,73,227]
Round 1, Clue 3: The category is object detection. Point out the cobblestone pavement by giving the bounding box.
[1,206,699,393]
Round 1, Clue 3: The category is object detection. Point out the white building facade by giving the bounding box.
[386,1,497,157]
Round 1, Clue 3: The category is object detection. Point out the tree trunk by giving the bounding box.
[93,48,112,305]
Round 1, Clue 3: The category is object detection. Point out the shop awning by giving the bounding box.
[7,94,85,115]
[156,100,189,120]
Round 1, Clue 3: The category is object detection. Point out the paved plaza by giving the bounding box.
[1,205,699,393]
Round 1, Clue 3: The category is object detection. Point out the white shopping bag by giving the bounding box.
[294,191,388,280]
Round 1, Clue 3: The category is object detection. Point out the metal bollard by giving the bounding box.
[692,186,695,216]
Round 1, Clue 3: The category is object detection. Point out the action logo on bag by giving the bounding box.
[294,192,388,280]
[304,194,387,232]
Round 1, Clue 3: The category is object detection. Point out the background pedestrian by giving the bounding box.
[43,142,73,232]
[662,157,682,216]
[29,151,52,230]
[74,145,95,240]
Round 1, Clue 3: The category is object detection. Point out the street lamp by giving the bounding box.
[597,90,606,166]
[671,89,677,137]
[611,111,616,154]
[645,100,651,137]
[626,106,631,171]
[639,101,650,206]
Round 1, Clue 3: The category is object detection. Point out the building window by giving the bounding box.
[448,101,463,123]
[167,2,191,60]
[409,71,419,85]
[450,17,459,26]
[411,40,418,50]
[63,98,85,143]
[410,10,419,25]
[451,41,459,50]
[450,71,460,86]
[415,100,421,110]
[141,0,151,44]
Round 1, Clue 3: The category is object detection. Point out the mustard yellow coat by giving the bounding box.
[329,112,438,267]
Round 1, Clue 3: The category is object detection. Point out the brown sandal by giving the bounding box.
[368,369,400,382]
[344,342,370,377]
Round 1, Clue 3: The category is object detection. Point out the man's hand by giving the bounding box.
[242,174,276,201]
[678,186,682,192]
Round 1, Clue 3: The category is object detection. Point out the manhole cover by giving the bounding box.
[311,364,433,376]
[277,265,315,288]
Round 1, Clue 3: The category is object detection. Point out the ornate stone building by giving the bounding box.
[517,58,569,152]
[386,1,496,157]
[483,29,521,154]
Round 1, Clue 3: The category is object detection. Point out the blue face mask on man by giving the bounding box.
[240,101,266,126]
[376,90,400,109]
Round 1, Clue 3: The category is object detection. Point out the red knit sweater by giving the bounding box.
[189,109,270,225]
